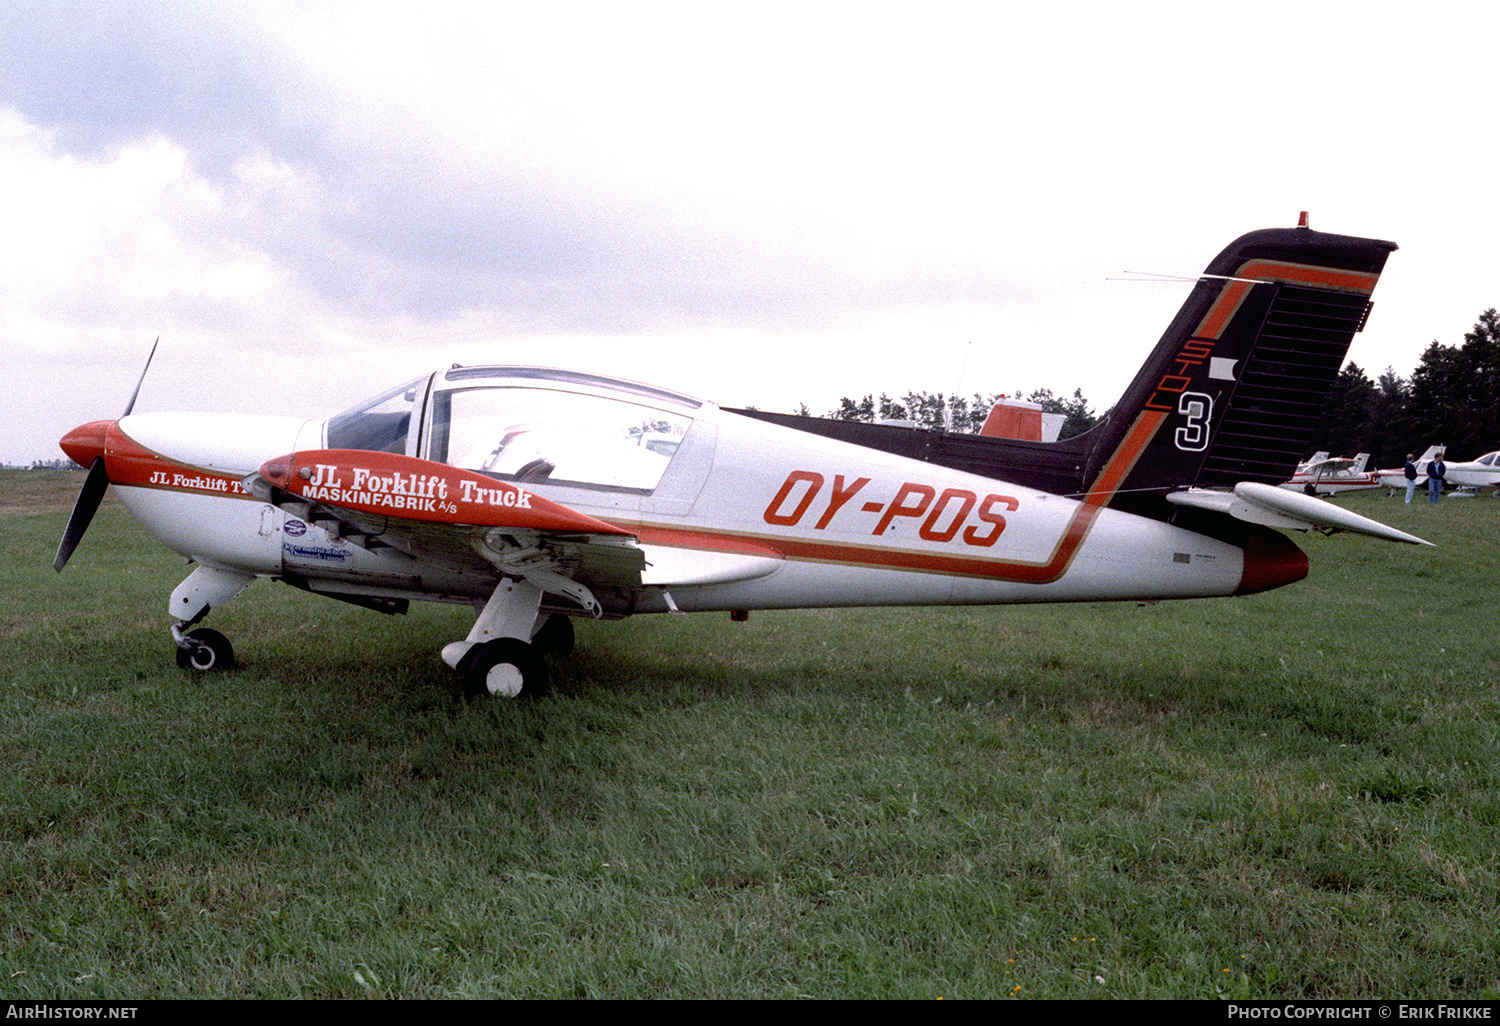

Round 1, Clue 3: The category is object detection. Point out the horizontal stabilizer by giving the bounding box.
[1168,481,1431,545]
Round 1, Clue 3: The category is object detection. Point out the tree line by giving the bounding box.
[1314,308,1500,468]
[810,386,1101,440]
[5,459,78,471]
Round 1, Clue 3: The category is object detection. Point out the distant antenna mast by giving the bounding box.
[950,339,974,431]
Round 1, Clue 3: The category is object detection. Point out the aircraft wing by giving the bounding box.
[1306,457,1357,473]
[244,449,645,615]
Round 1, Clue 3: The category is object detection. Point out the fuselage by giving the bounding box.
[61,367,1308,618]
[1442,452,1500,489]
[1278,472,1381,496]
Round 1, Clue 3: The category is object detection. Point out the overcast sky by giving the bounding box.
[3,1,1497,465]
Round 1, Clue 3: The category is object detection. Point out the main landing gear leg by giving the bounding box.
[442,578,550,699]
[169,564,255,671]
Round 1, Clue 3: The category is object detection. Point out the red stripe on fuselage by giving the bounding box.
[625,374,1181,586]
[624,408,1172,588]
[102,423,256,499]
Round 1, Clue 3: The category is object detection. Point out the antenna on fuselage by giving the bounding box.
[950,339,974,432]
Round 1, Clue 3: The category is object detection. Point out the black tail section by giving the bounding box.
[725,225,1397,516]
[1080,226,1396,512]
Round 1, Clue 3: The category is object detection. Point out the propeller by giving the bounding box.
[53,340,159,572]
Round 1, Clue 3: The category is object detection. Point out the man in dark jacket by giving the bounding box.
[1428,452,1446,504]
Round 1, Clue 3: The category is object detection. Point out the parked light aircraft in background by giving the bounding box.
[55,222,1430,700]
[1376,445,1445,491]
[1280,453,1380,496]
[1435,451,1500,492]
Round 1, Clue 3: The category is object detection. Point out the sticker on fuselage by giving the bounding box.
[283,543,351,563]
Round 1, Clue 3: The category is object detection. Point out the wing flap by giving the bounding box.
[638,544,783,586]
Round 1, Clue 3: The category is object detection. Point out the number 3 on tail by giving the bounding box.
[1174,392,1212,452]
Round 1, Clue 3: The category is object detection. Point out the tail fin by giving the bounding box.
[1080,225,1397,514]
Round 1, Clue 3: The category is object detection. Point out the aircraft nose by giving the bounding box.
[59,420,112,469]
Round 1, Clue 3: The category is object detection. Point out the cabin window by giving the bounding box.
[325,378,424,455]
[427,386,691,493]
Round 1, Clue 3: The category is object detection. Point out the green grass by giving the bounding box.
[3,469,1500,998]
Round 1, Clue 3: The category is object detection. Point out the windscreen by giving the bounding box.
[325,377,424,454]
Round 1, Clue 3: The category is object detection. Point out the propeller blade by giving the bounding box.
[55,340,159,571]
[54,456,112,572]
[122,337,159,418]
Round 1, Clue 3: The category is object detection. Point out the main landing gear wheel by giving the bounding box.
[460,639,550,700]
[175,627,234,671]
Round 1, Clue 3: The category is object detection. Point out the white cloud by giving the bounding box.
[0,112,301,350]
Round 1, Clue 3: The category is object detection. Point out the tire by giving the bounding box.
[175,627,234,671]
[460,639,550,700]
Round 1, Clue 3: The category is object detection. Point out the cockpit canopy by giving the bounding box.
[326,366,701,494]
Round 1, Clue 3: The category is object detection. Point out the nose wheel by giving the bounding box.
[458,639,549,699]
[174,626,235,671]
[168,566,252,672]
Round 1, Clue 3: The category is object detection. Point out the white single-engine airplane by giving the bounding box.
[55,223,1430,699]
[1434,451,1500,492]
[1280,453,1381,496]
[1376,445,1445,492]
